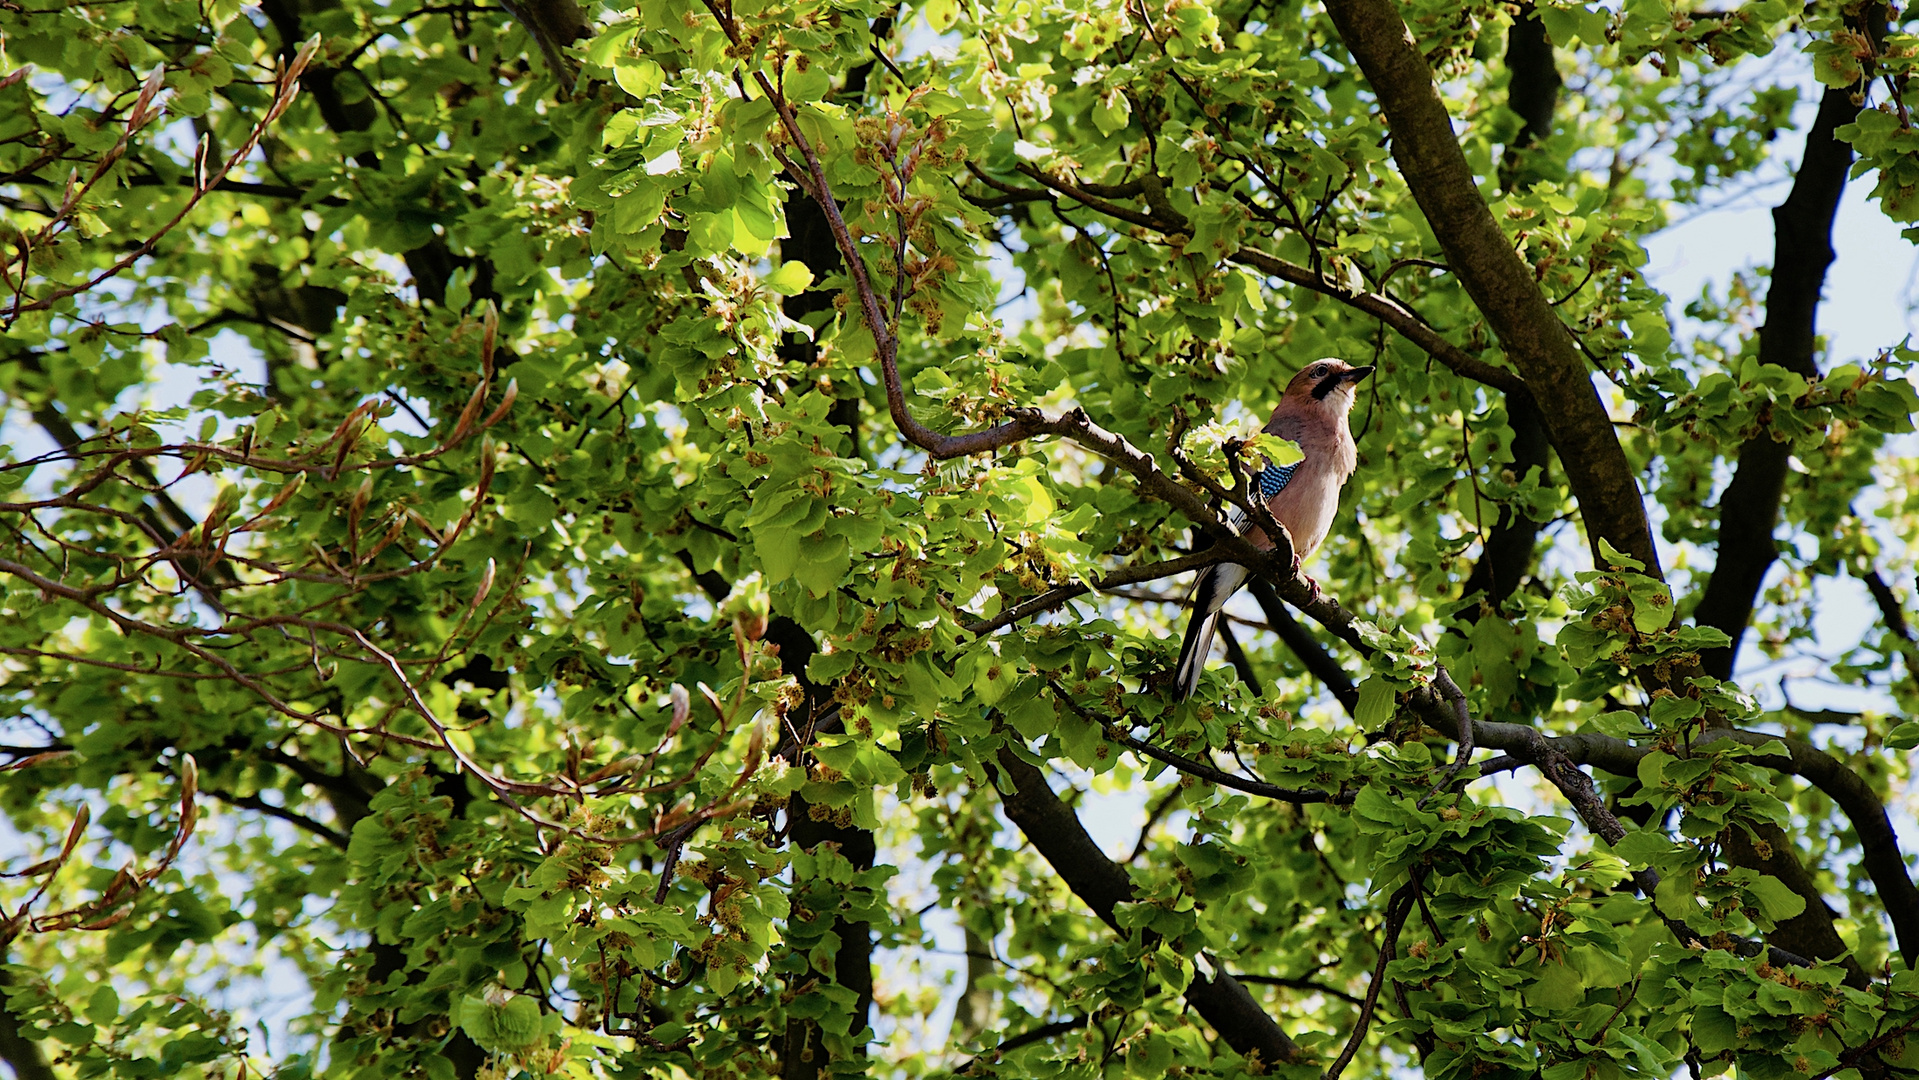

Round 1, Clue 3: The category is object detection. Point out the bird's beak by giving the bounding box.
[1345,365,1376,383]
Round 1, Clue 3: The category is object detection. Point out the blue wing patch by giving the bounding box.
[1258,461,1298,499]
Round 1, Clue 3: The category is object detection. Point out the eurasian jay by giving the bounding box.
[1172,359,1374,701]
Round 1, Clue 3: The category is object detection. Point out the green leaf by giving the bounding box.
[1596,537,1645,572]
[1354,676,1396,728]
[763,261,815,296]
[924,0,959,32]
[84,985,119,1027]
[1524,957,1586,1011]
[1743,873,1808,926]
[614,57,663,99]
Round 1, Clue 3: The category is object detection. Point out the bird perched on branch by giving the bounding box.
[1172,359,1374,701]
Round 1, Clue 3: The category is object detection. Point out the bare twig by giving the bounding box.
[4,40,321,324]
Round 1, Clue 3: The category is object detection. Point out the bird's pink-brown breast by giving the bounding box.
[1256,389,1360,560]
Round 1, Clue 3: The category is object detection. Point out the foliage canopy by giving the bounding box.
[3,0,1919,1078]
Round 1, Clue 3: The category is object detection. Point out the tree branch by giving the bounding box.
[1246,578,1360,713]
[1862,566,1919,695]
[954,1017,1090,1074]
[1475,723,1916,969]
[988,746,1306,1065]
[1323,0,1659,575]
[1692,82,1863,678]
[1473,722,1815,969]
[1323,876,1419,1080]
[988,163,1530,399]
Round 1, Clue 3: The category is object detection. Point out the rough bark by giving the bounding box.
[1323,0,1660,576]
[1464,6,1559,613]
[1693,84,1860,678]
[1497,3,1561,190]
[1476,724,1918,970]
[766,58,882,1074]
[989,747,1306,1066]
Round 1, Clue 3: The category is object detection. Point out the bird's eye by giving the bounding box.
[1311,365,1326,377]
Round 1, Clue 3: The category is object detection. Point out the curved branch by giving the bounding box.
[1472,721,1814,969]
[953,1017,1090,1074]
[3,42,319,325]
[1103,726,1350,805]
[1323,876,1419,1080]
[982,164,1530,399]
[1246,578,1361,713]
[1229,247,1529,399]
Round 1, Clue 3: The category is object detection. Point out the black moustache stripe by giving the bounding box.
[1311,375,1344,400]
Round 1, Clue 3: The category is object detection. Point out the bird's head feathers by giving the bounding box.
[1280,358,1374,414]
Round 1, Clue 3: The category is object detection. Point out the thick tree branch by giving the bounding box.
[0,969,55,1080]
[988,746,1307,1066]
[1461,23,1561,611]
[497,0,589,92]
[1476,723,1916,969]
[203,787,349,849]
[1498,2,1562,189]
[1693,84,1862,678]
[1323,0,1659,575]
[1215,619,1264,697]
[1473,722,1815,970]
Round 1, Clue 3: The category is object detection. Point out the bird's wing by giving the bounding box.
[1258,460,1299,499]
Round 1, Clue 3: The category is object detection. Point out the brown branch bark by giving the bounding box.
[1321,0,1877,978]
[1323,0,1659,576]
[1322,877,1419,1080]
[1473,722,1815,971]
[1690,80,1889,984]
[1476,723,1916,971]
[988,746,1307,1067]
[259,0,496,307]
[1215,619,1264,697]
[1462,9,1560,613]
[1692,83,1863,679]
[497,0,589,92]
